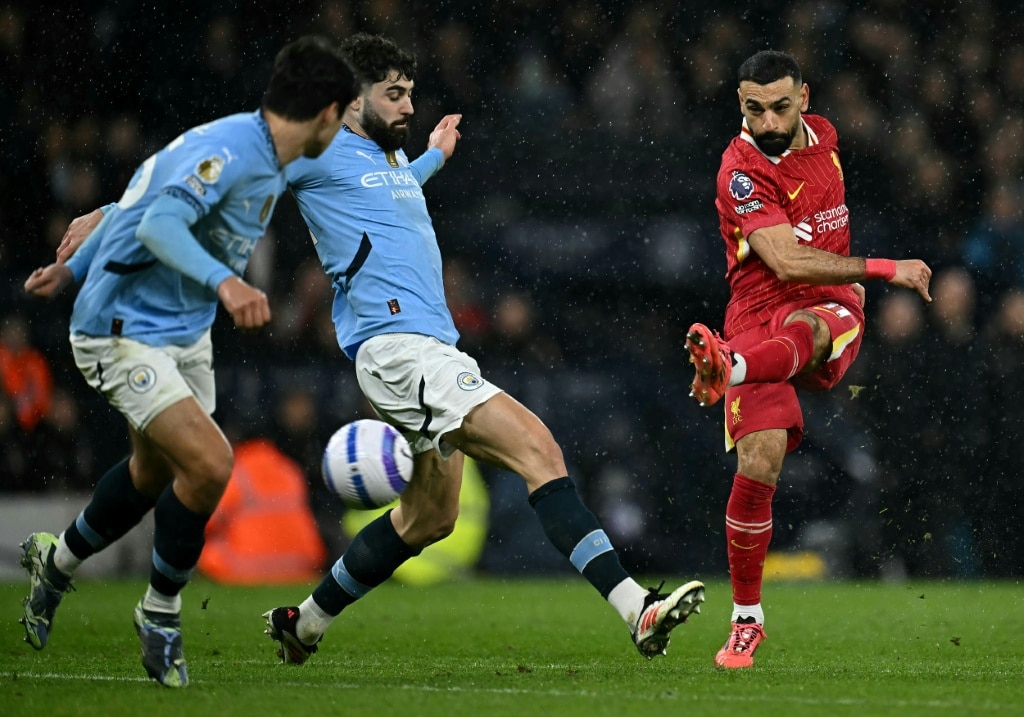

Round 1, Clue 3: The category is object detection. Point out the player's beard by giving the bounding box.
[362,103,410,152]
[753,124,798,156]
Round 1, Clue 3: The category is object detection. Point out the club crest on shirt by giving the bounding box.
[259,195,274,223]
[831,151,844,180]
[729,171,755,200]
[196,156,225,183]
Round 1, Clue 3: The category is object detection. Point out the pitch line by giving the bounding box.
[1,670,1008,711]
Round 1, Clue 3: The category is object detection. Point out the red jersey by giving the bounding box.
[715,113,860,337]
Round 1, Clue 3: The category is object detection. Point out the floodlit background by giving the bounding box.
[1,0,1020,581]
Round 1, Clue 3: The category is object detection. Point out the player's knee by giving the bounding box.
[785,310,831,357]
[191,445,235,494]
[811,321,831,355]
[736,452,783,482]
[542,438,566,474]
[527,431,566,474]
[517,446,566,493]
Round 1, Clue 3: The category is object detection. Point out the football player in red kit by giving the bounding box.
[685,50,932,669]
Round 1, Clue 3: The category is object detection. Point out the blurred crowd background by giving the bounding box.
[2,0,1023,580]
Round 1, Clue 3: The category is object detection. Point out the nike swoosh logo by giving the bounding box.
[787,182,805,200]
[730,540,760,551]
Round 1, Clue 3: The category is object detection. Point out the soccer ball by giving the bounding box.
[322,419,413,509]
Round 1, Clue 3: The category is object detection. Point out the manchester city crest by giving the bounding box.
[127,365,157,393]
[457,372,483,391]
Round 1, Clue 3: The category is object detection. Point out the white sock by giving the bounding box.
[607,578,650,626]
[732,602,764,625]
[53,533,83,577]
[296,596,333,644]
[730,353,747,385]
[142,585,182,615]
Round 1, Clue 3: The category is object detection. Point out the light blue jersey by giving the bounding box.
[287,126,456,359]
[68,111,285,346]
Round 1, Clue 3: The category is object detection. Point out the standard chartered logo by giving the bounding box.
[814,204,849,233]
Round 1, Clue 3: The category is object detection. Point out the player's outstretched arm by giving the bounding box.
[56,207,105,263]
[24,263,74,299]
[749,224,932,302]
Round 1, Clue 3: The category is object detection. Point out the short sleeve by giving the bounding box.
[717,156,789,237]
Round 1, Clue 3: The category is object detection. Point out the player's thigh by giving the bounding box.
[143,396,232,482]
[446,392,566,491]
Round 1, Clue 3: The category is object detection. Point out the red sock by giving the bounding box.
[725,473,776,607]
[739,320,815,383]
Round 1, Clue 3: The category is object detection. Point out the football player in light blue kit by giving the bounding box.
[263,33,706,664]
[20,35,356,688]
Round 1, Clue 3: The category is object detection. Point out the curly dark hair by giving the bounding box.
[262,35,357,120]
[339,33,417,89]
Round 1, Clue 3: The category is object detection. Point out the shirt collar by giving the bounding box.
[255,109,281,170]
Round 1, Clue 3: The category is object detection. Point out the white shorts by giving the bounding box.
[355,333,502,458]
[70,331,216,433]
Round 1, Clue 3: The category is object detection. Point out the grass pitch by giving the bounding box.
[0,577,1019,717]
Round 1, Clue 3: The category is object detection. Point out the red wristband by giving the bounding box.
[865,258,897,281]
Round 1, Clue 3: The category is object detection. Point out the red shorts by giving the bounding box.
[723,297,864,454]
